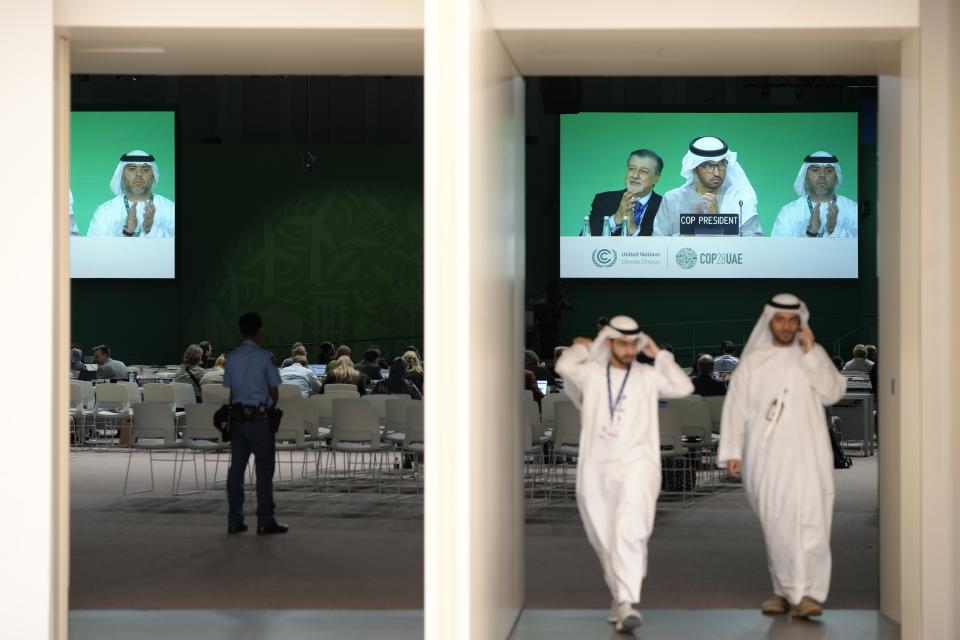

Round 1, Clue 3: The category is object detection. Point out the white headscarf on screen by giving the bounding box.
[793,150,843,197]
[679,136,758,217]
[740,293,810,364]
[109,149,160,197]
[564,315,647,408]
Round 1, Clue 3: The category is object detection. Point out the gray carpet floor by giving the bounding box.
[69,449,878,610]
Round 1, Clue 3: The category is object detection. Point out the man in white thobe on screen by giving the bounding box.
[718,293,846,618]
[555,316,693,633]
[654,135,763,236]
[771,151,858,238]
[87,150,175,238]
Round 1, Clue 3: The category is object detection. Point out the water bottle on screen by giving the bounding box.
[601,216,612,237]
[621,217,629,237]
[581,215,591,237]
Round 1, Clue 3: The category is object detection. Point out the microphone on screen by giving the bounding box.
[739,200,743,217]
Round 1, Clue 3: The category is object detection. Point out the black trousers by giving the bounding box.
[226,419,276,528]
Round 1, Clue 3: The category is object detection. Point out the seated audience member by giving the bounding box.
[525,349,556,386]
[548,346,567,380]
[317,341,336,366]
[596,316,610,333]
[355,347,385,381]
[524,366,544,406]
[71,343,86,372]
[831,355,845,372]
[713,340,740,380]
[198,341,215,369]
[371,357,423,399]
[866,344,878,363]
[199,354,226,386]
[93,345,127,380]
[323,356,367,395]
[691,354,727,397]
[327,345,352,372]
[280,355,323,397]
[842,344,875,373]
[402,350,425,395]
[174,344,206,400]
[281,343,306,368]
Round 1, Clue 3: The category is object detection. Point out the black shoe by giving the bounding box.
[227,523,248,534]
[257,522,289,535]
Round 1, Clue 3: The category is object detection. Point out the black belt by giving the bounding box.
[230,404,268,422]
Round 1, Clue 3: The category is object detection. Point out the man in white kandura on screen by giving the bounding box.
[654,135,763,236]
[771,151,858,238]
[555,316,693,633]
[87,150,175,237]
[718,294,846,619]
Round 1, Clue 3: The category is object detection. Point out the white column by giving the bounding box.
[0,2,60,639]
[424,0,525,638]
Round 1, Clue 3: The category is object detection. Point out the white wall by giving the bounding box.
[424,0,526,637]
[0,1,60,639]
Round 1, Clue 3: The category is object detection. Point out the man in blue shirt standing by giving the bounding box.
[223,312,288,535]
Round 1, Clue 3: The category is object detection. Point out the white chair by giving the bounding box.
[278,383,302,399]
[327,398,393,492]
[523,389,535,403]
[385,397,417,445]
[361,394,389,424]
[273,398,312,483]
[178,403,230,493]
[123,402,183,495]
[76,379,96,410]
[659,406,693,505]
[666,397,718,493]
[703,395,725,433]
[524,399,547,498]
[201,384,231,405]
[172,382,198,410]
[119,381,142,405]
[551,401,581,500]
[325,383,360,395]
[69,382,94,446]
[93,383,132,446]
[399,401,425,494]
[540,392,568,436]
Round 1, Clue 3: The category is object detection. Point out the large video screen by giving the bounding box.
[560,112,859,278]
[70,111,176,278]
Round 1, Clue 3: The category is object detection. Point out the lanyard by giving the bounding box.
[606,362,631,421]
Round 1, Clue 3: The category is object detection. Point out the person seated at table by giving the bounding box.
[280,355,323,397]
[371,357,422,399]
[93,345,127,380]
[402,350,424,395]
[281,343,306,368]
[327,345,352,372]
[355,346,385,381]
[198,341,216,369]
[174,344,206,400]
[322,356,367,395]
[691,354,727,397]
[199,354,226,386]
[71,342,86,373]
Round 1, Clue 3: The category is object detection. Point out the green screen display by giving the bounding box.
[560,111,858,236]
[70,111,176,236]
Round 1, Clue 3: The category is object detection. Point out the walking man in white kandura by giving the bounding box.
[556,315,693,633]
[718,293,846,618]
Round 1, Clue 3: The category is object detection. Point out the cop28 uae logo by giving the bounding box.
[591,248,617,268]
[675,248,698,270]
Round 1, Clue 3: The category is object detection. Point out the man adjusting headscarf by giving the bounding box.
[771,151,858,238]
[718,294,846,618]
[654,136,763,236]
[555,315,692,633]
[87,150,176,238]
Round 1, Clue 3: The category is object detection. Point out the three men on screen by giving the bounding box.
[584,141,857,238]
[587,149,664,236]
[653,136,763,236]
[86,150,176,238]
[770,151,858,238]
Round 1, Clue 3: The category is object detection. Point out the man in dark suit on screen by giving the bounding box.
[586,149,664,237]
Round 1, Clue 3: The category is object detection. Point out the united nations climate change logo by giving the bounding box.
[591,248,617,268]
[675,248,698,270]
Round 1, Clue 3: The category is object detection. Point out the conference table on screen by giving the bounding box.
[70,237,175,278]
